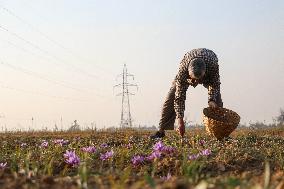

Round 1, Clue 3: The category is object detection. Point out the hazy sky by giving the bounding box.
[0,0,283,130]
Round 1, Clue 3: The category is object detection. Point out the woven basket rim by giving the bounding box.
[203,107,240,124]
[202,107,241,140]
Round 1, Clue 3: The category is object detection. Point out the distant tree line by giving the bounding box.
[276,108,284,125]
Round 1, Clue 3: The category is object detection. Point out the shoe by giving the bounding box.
[150,131,165,139]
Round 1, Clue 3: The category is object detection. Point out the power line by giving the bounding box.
[0,59,108,98]
[0,5,115,101]
[0,80,89,102]
[114,64,138,128]
[0,37,51,61]
[0,24,99,79]
[0,38,108,96]
[0,5,115,77]
[0,39,111,100]
[0,60,83,92]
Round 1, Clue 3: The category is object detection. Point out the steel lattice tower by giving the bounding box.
[114,64,138,128]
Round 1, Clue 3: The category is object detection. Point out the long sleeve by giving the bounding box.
[174,57,190,118]
[207,63,221,103]
[173,48,220,118]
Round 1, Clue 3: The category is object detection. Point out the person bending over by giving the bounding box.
[151,48,223,139]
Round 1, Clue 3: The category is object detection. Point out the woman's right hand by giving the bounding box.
[176,118,185,137]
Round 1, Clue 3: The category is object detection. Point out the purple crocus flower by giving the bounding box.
[74,136,81,141]
[100,143,108,148]
[161,146,176,154]
[125,143,132,149]
[63,150,80,167]
[82,146,97,153]
[153,141,165,152]
[160,173,172,181]
[200,149,211,156]
[100,150,114,161]
[41,140,49,148]
[0,162,7,169]
[54,139,69,146]
[147,151,162,161]
[131,155,145,166]
[199,139,206,146]
[62,140,69,145]
[54,139,62,144]
[148,141,177,161]
[20,143,27,148]
[188,154,200,160]
[153,141,176,154]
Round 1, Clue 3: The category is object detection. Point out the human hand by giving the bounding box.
[208,101,218,108]
[176,118,185,137]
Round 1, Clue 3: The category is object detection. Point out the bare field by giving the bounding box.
[0,126,284,189]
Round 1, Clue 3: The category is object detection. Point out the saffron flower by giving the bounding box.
[100,143,108,148]
[40,140,49,148]
[125,143,132,149]
[73,136,81,141]
[188,154,200,160]
[153,141,165,152]
[199,139,206,146]
[20,143,27,148]
[161,146,176,154]
[147,151,162,160]
[188,149,212,160]
[0,162,7,169]
[63,150,80,167]
[54,139,69,146]
[160,173,172,181]
[131,155,145,166]
[200,149,212,156]
[152,141,176,154]
[100,150,114,161]
[82,146,97,153]
[147,141,176,161]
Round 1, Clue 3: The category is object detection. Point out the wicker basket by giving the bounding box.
[202,107,240,140]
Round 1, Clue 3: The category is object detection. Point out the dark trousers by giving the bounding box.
[159,81,223,130]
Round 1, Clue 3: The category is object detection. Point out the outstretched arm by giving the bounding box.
[174,58,190,119]
[174,56,190,137]
[207,63,221,107]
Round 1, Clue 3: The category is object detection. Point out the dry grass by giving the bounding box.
[0,126,284,189]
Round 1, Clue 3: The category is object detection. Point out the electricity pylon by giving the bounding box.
[114,64,138,128]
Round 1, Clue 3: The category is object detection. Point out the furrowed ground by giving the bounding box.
[0,126,284,189]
